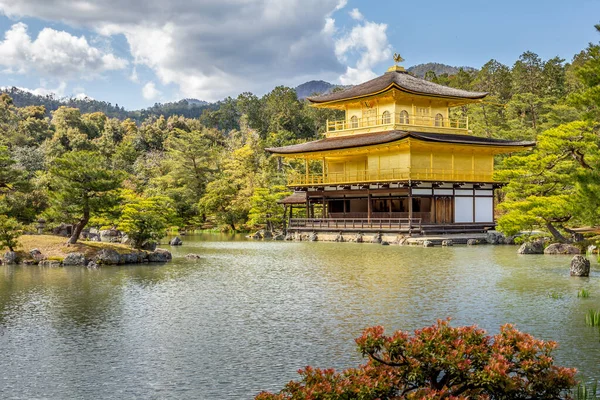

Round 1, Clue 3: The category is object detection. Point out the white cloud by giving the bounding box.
[349,8,363,21]
[339,66,377,85]
[2,81,68,97]
[142,81,160,100]
[129,66,139,83]
[0,0,347,101]
[0,1,393,100]
[334,18,392,84]
[73,92,93,100]
[334,0,347,11]
[0,22,127,80]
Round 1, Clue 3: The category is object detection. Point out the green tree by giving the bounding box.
[568,24,600,120]
[247,186,289,231]
[48,150,125,244]
[497,121,600,241]
[0,215,22,252]
[118,193,175,249]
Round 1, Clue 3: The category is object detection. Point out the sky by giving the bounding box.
[0,0,598,110]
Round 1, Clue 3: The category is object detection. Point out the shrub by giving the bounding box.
[0,215,22,251]
[257,319,577,400]
[118,194,175,249]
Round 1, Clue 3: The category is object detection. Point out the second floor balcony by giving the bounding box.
[288,167,494,186]
[326,112,469,137]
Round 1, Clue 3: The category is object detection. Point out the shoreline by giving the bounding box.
[0,234,172,266]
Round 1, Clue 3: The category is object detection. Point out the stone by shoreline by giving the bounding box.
[0,235,172,266]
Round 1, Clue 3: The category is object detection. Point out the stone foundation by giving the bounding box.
[275,231,492,246]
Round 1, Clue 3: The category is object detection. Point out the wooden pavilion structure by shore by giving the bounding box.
[268,62,534,235]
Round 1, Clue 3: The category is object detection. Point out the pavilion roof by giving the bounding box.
[265,131,535,155]
[277,191,307,204]
[307,70,487,104]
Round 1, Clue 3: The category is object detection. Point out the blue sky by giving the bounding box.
[0,0,598,110]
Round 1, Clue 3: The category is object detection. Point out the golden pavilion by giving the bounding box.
[266,62,534,235]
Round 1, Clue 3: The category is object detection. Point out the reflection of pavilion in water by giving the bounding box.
[268,62,534,234]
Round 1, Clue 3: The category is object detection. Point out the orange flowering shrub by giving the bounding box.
[256,319,577,400]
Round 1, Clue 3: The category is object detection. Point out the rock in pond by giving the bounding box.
[169,236,183,246]
[185,253,201,260]
[141,241,157,251]
[441,239,453,247]
[119,252,146,264]
[570,255,590,277]
[308,232,318,242]
[372,233,382,244]
[544,243,581,255]
[381,241,390,246]
[517,240,544,254]
[63,252,87,266]
[486,231,505,245]
[95,249,121,265]
[423,240,434,248]
[467,239,479,246]
[87,261,98,269]
[39,259,62,267]
[2,251,18,264]
[29,248,44,262]
[148,248,172,263]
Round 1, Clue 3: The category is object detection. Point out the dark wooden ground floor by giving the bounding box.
[281,182,498,235]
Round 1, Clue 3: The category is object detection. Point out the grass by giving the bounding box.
[548,291,564,300]
[585,310,600,327]
[1,234,138,260]
[579,289,591,298]
[575,381,600,399]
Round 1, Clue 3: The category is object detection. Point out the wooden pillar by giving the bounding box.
[283,205,287,233]
[343,196,347,216]
[322,196,326,219]
[306,198,310,219]
[408,187,413,233]
[432,196,436,224]
[305,158,309,184]
[367,193,372,223]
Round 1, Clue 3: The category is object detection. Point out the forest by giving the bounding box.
[0,24,599,244]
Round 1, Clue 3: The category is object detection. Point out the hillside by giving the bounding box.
[295,80,337,99]
[0,87,216,122]
[407,62,476,78]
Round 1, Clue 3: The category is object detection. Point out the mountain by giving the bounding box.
[184,98,209,106]
[295,80,337,99]
[1,86,129,119]
[0,87,216,121]
[407,63,476,78]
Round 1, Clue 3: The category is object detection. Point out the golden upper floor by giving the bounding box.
[308,65,487,137]
[267,131,535,186]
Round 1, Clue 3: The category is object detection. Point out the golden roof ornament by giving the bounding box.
[393,53,404,64]
[388,52,406,72]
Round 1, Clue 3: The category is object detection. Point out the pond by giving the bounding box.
[0,234,599,398]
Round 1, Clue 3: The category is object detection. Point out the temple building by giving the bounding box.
[267,62,534,235]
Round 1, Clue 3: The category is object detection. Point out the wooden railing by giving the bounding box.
[326,113,468,134]
[289,217,422,231]
[288,168,493,186]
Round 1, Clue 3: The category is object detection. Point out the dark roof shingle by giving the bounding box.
[265,131,535,154]
[307,70,487,103]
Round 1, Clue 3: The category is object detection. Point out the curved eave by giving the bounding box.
[308,83,488,108]
[266,131,535,158]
